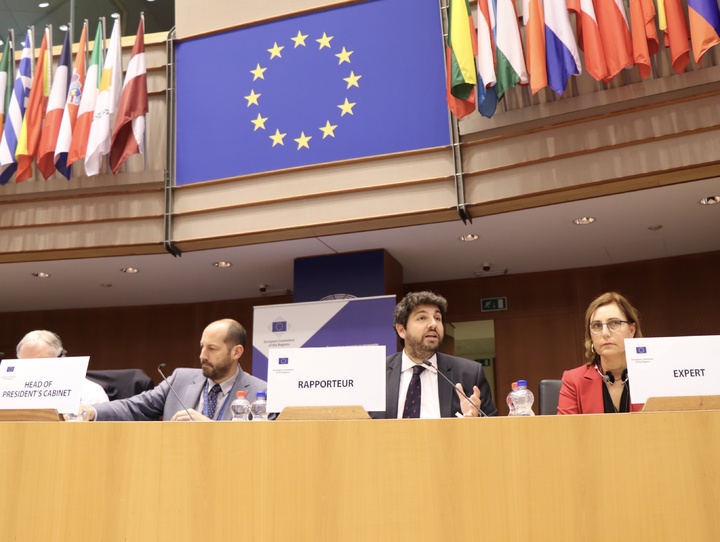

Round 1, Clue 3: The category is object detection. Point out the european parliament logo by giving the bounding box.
[176,0,449,184]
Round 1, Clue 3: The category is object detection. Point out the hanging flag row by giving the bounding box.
[0,16,148,186]
[446,0,720,118]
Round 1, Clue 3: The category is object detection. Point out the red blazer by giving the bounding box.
[558,364,644,414]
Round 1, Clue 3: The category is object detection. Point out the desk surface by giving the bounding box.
[1,411,718,541]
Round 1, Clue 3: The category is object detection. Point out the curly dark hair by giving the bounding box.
[393,291,448,333]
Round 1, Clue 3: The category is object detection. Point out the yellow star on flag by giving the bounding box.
[291,31,308,47]
[269,129,287,147]
[294,132,312,149]
[268,42,284,59]
[338,98,356,116]
[244,89,261,107]
[250,64,267,81]
[316,32,334,49]
[335,47,353,64]
[251,113,268,131]
[319,121,337,139]
[343,71,362,89]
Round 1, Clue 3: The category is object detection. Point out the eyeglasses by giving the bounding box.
[589,319,631,335]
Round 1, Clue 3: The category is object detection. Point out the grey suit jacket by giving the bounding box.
[93,366,266,421]
[371,352,498,418]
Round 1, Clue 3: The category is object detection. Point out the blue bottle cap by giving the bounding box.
[517,379,528,387]
[257,391,267,399]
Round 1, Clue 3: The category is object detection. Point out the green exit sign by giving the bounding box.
[481,297,507,312]
[476,358,492,367]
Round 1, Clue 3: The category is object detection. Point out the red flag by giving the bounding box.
[630,0,660,79]
[110,17,148,173]
[37,31,72,179]
[16,29,50,182]
[660,0,691,73]
[594,0,634,82]
[568,0,609,81]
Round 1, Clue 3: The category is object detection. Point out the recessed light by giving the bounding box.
[699,195,720,205]
[59,24,68,31]
[573,216,595,225]
[38,2,50,8]
[458,234,479,242]
[32,272,51,278]
[213,261,233,268]
[648,224,663,231]
[121,267,139,274]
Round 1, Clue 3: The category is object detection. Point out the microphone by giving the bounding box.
[422,360,487,417]
[157,363,195,421]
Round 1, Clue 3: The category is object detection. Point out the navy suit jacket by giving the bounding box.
[371,352,498,418]
[93,366,266,421]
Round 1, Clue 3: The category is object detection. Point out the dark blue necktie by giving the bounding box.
[207,384,222,419]
[402,365,425,418]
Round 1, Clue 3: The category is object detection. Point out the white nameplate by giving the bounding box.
[267,345,385,413]
[0,357,90,414]
[625,336,720,403]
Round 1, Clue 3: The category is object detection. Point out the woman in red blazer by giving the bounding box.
[558,292,644,414]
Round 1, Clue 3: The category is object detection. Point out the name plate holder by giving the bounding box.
[642,395,720,412]
[0,409,63,422]
[277,405,370,421]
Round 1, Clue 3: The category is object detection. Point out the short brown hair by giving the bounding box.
[394,291,448,331]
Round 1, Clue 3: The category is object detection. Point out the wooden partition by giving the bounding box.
[0,412,717,540]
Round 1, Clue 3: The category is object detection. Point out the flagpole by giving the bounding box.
[141,12,147,174]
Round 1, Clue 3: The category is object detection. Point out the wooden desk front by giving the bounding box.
[0,412,717,541]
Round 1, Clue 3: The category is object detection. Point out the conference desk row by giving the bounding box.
[1,411,718,541]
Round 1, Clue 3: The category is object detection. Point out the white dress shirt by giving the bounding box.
[396,351,441,418]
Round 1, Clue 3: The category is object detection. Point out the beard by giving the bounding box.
[201,358,233,382]
[404,333,442,360]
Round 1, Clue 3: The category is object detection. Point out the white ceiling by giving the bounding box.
[1,177,719,313]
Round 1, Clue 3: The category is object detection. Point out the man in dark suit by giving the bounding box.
[85,318,266,421]
[373,291,497,419]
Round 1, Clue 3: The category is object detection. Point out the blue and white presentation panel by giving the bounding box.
[252,295,398,382]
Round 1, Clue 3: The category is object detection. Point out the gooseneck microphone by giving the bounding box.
[421,360,488,417]
[157,363,195,421]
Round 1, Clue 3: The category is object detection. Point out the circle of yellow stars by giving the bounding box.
[243,30,362,150]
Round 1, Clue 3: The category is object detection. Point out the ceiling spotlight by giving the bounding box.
[699,195,720,205]
[38,2,50,7]
[121,267,139,274]
[573,216,596,225]
[32,272,51,278]
[213,261,232,268]
[458,234,479,242]
[648,224,663,231]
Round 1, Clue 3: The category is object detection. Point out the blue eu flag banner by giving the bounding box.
[175,0,450,185]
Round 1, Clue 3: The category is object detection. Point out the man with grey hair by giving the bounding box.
[16,330,109,404]
[372,291,498,419]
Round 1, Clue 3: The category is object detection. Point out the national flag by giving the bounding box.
[55,22,88,179]
[658,0,691,73]
[476,0,498,117]
[494,0,528,100]
[524,0,548,94]
[567,0,609,81]
[37,31,72,179]
[85,18,122,176]
[110,16,148,174]
[594,0,633,81]
[446,0,478,118]
[0,31,32,185]
[67,22,102,168]
[630,0,660,79]
[15,29,50,182]
[543,0,582,95]
[0,38,13,129]
[688,0,720,64]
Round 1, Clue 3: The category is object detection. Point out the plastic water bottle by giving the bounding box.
[230,391,251,421]
[506,381,518,416]
[513,380,535,416]
[250,391,268,421]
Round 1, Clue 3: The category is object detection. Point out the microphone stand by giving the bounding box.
[421,360,488,417]
[157,363,195,421]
